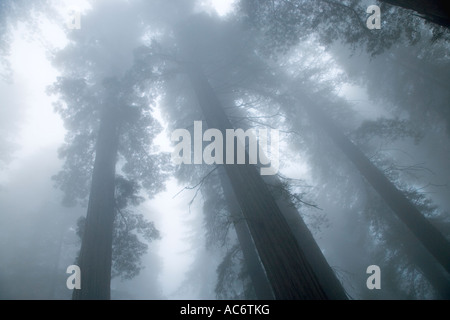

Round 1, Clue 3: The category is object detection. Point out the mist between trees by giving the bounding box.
[0,0,449,300]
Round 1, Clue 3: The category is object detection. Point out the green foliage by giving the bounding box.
[112,210,160,280]
[353,118,423,145]
[76,211,160,280]
[49,58,170,206]
[215,245,255,300]
[48,78,99,206]
[239,0,448,57]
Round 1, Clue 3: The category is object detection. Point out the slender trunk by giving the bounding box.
[303,101,450,274]
[186,63,327,299]
[379,0,450,28]
[401,234,450,299]
[50,214,65,299]
[72,106,119,300]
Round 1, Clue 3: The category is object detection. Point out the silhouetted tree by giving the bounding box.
[49,2,168,299]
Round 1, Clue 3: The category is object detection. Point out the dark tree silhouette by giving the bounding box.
[49,2,168,299]
[379,0,450,28]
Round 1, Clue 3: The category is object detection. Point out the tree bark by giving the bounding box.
[303,100,450,274]
[72,106,119,300]
[219,167,275,300]
[219,156,349,300]
[186,63,328,299]
[262,174,349,299]
[379,0,450,28]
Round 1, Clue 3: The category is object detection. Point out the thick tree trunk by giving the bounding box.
[72,106,119,300]
[220,161,349,299]
[215,118,347,298]
[218,122,347,299]
[303,101,450,274]
[218,167,275,300]
[379,0,450,28]
[262,174,349,300]
[186,63,328,299]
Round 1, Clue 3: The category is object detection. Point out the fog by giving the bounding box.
[0,0,449,300]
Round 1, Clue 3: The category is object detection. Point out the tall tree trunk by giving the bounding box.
[218,119,347,299]
[186,63,328,299]
[72,106,119,300]
[302,99,450,274]
[220,160,349,299]
[400,232,450,299]
[216,116,348,299]
[262,174,349,300]
[218,167,275,300]
[50,214,65,299]
[379,0,450,28]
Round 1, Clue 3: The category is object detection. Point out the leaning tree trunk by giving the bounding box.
[379,0,450,28]
[302,98,450,274]
[398,228,450,299]
[72,105,119,300]
[185,62,328,299]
